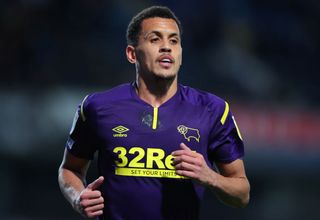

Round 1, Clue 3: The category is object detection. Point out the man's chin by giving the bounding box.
[154,72,177,81]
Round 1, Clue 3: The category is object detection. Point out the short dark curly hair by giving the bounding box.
[126,6,182,46]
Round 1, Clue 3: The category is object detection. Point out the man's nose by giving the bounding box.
[159,41,172,53]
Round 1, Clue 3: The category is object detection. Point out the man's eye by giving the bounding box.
[151,38,160,43]
[170,39,179,45]
[170,39,177,44]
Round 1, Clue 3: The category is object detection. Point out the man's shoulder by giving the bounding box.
[179,84,226,109]
[83,83,132,109]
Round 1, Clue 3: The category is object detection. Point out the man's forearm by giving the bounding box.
[58,167,86,210]
[207,171,250,208]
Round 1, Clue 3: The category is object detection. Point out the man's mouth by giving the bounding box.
[158,55,174,68]
[161,58,172,63]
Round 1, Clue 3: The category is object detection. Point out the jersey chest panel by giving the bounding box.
[95,102,212,179]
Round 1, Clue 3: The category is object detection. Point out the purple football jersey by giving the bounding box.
[66,83,244,220]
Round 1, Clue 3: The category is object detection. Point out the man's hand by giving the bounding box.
[172,143,217,185]
[74,176,105,218]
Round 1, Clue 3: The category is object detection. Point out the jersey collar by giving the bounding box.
[130,81,180,108]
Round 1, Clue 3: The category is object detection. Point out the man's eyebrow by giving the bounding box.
[168,33,180,39]
[143,31,161,39]
[143,31,180,39]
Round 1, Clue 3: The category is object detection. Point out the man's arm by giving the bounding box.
[58,149,105,218]
[211,159,250,208]
[172,143,250,208]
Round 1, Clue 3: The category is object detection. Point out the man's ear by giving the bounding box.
[126,45,136,64]
[180,47,183,66]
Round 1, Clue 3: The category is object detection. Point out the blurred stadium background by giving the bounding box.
[1,0,319,219]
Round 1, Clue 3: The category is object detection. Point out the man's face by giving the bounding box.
[134,17,182,80]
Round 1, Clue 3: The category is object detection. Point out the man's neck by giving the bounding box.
[135,76,178,107]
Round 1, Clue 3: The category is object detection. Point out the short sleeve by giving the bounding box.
[65,95,98,160]
[208,102,244,163]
